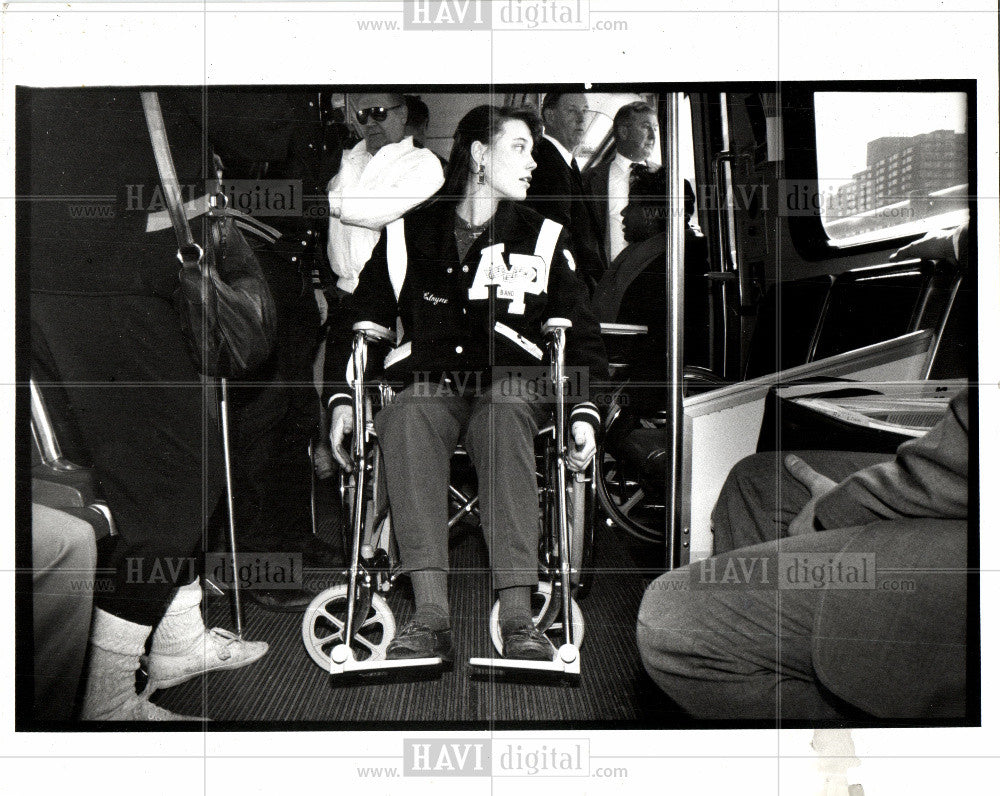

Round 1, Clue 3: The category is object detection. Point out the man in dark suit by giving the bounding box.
[525,92,606,292]
[584,101,658,264]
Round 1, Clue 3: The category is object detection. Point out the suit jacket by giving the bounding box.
[525,137,607,291]
[584,152,658,264]
[582,156,612,250]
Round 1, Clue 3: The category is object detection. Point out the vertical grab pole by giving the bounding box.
[663,93,685,571]
[219,377,244,639]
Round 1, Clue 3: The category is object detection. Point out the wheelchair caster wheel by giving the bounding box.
[302,584,396,670]
[488,581,585,655]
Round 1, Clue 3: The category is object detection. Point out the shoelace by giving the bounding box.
[207,627,242,660]
[398,621,446,637]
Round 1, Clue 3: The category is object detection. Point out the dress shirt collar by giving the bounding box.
[612,150,645,174]
[543,133,576,168]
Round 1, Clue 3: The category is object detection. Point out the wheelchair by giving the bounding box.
[301,319,595,677]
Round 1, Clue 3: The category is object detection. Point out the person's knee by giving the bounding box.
[710,452,783,552]
[62,519,98,571]
[373,397,405,436]
[713,454,777,510]
[636,572,699,668]
[32,505,98,572]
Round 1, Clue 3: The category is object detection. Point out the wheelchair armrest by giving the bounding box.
[599,322,649,337]
[682,365,727,384]
[682,365,729,397]
[32,470,116,539]
[352,321,395,343]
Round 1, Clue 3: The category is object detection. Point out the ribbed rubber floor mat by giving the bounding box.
[155,504,682,726]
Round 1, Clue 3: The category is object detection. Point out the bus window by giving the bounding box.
[815,91,968,246]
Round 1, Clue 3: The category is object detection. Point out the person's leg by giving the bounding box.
[253,249,333,566]
[374,385,467,637]
[228,370,337,586]
[710,450,892,553]
[31,504,98,721]
[464,376,552,659]
[32,293,263,719]
[31,294,223,627]
[637,528,870,721]
[811,518,968,719]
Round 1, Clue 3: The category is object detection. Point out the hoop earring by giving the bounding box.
[477,163,486,185]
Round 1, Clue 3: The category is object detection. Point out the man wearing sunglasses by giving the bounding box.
[326,92,444,295]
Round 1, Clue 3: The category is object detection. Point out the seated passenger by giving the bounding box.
[326,105,608,662]
[326,91,445,296]
[636,388,969,719]
[637,223,972,720]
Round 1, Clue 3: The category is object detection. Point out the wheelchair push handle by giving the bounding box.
[352,321,395,344]
[542,317,572,336]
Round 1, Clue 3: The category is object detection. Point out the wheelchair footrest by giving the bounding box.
[327,644,444,675]
[468,644,581,676]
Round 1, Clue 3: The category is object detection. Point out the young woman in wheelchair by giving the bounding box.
[325,105,608,662]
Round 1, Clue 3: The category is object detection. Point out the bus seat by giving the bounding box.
[811,262,935,361]
[31,378,115,539]
[743,275,834,379]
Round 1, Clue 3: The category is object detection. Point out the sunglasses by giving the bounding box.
[355,104,403,125]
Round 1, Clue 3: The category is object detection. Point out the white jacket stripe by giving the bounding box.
[386,217,407,301]
[533,218,562,267]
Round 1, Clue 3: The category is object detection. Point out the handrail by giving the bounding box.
[30,378,80,472]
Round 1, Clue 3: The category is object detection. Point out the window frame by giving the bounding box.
[781,82,975,262]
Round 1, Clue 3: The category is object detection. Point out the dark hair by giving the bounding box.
[628,164,667,205]
[439,105,543,200]
[403,95,429,130]
[624,166,669,239]
[612,101,655,136]
[683,179,696,223]
[541,91,564,117]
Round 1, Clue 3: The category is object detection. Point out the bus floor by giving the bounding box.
[152,485,684,727]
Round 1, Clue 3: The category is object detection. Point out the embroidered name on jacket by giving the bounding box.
[423,291,448,305]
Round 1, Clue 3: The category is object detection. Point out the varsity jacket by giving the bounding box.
[326,198,609,435]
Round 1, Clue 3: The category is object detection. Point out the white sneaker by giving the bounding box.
[144,627,268,693]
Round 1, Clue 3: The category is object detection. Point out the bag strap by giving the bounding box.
[140,91,203,266]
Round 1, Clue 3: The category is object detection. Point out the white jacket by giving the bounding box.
[327,136,444,293]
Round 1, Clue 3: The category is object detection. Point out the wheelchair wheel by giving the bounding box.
[597,441,666,545]
[564,470,595,595]
[488,582,585,654]
[540,442,595,596]
[302,584,396,671]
